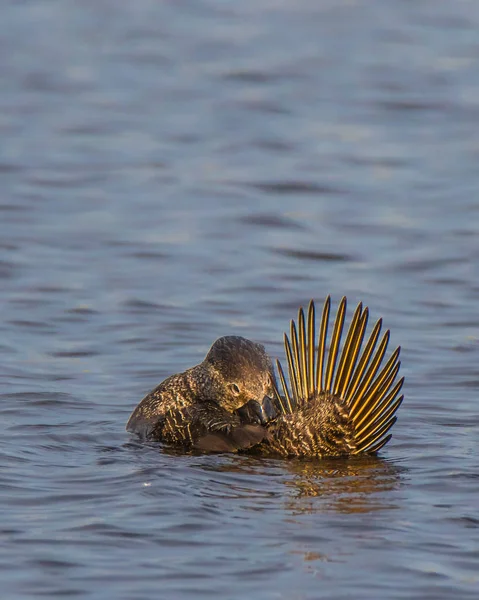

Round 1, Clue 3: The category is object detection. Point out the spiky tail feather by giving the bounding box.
[271,297,404,456]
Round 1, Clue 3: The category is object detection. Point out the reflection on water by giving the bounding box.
[283,457,402,514]
[196,453,402,515]
[188,453,404,571]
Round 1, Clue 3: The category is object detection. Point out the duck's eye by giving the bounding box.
[229,383,241,396]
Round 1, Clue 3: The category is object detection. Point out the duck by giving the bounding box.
[126,297,404,458]
[126,335,275,452]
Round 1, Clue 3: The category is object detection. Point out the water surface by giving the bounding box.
[1,1,479,598]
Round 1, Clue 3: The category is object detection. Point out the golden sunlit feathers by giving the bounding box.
[306,301,315,397]
[274,357,292,414]
[274,297,403,455]
[325,296,346,393]
[315,296,330,393]
[334,301,362,398]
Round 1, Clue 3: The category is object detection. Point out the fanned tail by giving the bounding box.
[271,297,404,455]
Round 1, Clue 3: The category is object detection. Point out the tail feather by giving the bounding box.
[356,395,403,444]
[273,297,403,456]
[307,301,315,397]
[352,354,400,423]
[315,296,330,393]
[284,333,300,407]
[355,416,397,453]
[346,317,383,400]
[354,377,404,433]
[334,301,363,397]
[297,308,308,399]
[325,296,346,393]
[349,330,390,411]
[275,358,292,414]
[367,433,393,454]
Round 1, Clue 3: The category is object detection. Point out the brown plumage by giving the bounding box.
[256,297,404,458]
[126,335,274,452]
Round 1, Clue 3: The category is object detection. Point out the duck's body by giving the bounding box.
[126,336,274,452]
[258,391,358,457]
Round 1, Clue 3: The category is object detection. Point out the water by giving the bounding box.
[1,1,479,598]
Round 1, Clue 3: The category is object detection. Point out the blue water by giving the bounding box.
[1,1,479,598]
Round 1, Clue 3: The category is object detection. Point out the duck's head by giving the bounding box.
[203,335,276,418]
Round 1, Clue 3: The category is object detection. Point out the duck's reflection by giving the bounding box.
[125,439,403,514]
[124,442,404,570]
[201,453,403,515]
[204,454,403,568]
[281,456,402,514]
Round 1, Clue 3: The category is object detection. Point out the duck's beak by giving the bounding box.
[260,395,278,422]
[236,396,278,426]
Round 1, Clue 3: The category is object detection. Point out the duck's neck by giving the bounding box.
[183,362,225,404]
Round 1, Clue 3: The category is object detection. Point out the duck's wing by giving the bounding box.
[269,297,404,457]
[126,388,164,439]
[126,374,182,438]
[194,424,268,453]
[153,401,268,452]
[191,402,268,452]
